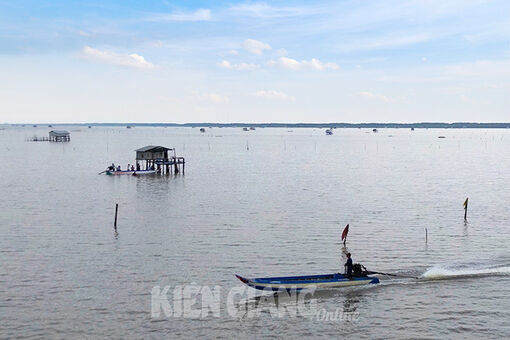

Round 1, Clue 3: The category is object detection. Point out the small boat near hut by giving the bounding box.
[106,169,156,176]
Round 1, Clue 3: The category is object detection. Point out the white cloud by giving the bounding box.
[358,91,392,103]
[78,30,93,37]
[146,9,211,22]
[217,60,259,71]
[82,46,155,69]
[268,57,339,71]
[276,48,287,56]
[243,39,271,55]
[338,33,432,52]
[228,49,239,55]
[229,3,319,18]
[444,60,510,77]
[253,90,295,101]
[200,93,229,104]
[152,40,164,48]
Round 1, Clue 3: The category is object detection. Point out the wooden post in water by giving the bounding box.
[463,197,469,220]
[425,228,428,243]
[114,203,118,231]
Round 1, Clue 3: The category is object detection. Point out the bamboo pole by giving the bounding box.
[114,203,118,231]
[464,197,469,220]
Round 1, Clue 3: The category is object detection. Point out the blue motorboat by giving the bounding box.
[236,272,380,291]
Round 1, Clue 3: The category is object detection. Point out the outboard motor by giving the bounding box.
[353,263,368,277]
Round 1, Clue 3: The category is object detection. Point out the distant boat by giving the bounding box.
[200,128,206,133]
[325,129,333,135]
[243,127,249,131]
[411,127,415,131]
[88,126,92,128]
[438,136,446,138]
[372,128,378,133]
[33,125,37,127]
[126,126,132,129]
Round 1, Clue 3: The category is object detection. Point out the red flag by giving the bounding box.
[341,224,349,241]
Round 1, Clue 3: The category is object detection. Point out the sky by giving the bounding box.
[0,0,509,123]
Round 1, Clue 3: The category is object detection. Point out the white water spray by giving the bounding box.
[421,263,510,280]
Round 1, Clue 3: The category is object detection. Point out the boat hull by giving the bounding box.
[236,273,379,291]
[106,170,156,175]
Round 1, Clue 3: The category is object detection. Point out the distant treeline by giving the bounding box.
[10,122,510,129]
[85,122,510,129]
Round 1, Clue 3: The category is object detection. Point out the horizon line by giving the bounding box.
[4,122,510,128]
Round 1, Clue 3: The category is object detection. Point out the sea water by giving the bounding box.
[1,126,510,338]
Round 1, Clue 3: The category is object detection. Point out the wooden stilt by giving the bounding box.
[464,198,469,220]
[114,203,118,231]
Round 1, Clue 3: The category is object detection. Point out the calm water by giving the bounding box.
[1,126,510,338]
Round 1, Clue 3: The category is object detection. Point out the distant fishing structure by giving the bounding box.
[100,145,185,175]
[27,130,70,142]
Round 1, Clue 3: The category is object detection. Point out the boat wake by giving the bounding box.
[421,262,510,280]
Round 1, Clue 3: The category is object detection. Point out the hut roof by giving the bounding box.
[135,145,173,152]
[49,130,70,136]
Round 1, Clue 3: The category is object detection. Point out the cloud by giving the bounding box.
[229,3,320,18]
[200,93,229,104]
[358,91,392,103]
[276,48,287,56]
[338,33,432,52]
[78,30,93,37]
[228,49,239,55]
[243,39,271,55]
[217,60,259,71]
[268,57,339,71]
[146,9,211,22]
[82,46,155,69]
[444,60,510,77]
[253,90,295,101]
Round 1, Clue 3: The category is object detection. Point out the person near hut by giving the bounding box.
[136,163,140,171]
[131,165,135,171]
